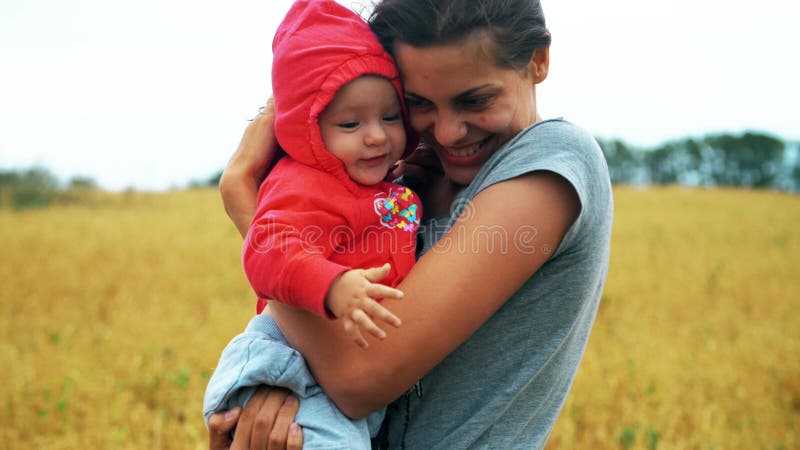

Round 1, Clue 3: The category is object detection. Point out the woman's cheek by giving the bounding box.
[487,107,521,135]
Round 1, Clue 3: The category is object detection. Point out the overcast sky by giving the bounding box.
[1,0,798,190]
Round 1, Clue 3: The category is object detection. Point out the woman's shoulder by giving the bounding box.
[468,118,613,252]
[475,118,608,194]
[507,118,602,159]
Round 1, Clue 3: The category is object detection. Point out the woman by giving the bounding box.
[209,0,613,448]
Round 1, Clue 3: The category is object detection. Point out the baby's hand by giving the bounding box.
[325,263,403,348]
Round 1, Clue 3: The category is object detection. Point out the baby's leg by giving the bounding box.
[294,385,377,449]
[203,313,381,449]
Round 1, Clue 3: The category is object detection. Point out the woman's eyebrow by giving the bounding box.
[405,84,496,102]
[404,92,428,101]
[453,84,494,99]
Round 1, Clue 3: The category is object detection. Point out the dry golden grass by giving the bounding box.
[547,187,800,450]
[1,187,797,449]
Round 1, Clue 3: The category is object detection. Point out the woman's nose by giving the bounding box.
[433,110,467,147]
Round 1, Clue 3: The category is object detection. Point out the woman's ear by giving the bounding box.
[529,46,550,85]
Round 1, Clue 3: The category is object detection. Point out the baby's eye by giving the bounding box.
[337,121,359,129]
[383,113,401,122]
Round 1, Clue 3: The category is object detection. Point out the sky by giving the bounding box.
[1,0,798,190]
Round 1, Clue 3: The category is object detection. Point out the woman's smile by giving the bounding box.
[437,135,495,165]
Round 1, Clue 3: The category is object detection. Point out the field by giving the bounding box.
[1,187,798,449]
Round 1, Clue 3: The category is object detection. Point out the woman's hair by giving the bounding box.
[368,0,551,71]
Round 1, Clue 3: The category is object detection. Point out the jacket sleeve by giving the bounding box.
[242,182,352,318]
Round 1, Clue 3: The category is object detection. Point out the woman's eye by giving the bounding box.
[337,121,359,129]
[404,97,430,109]
[460,95,493,108]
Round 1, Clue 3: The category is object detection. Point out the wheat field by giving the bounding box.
[1,187,797,449]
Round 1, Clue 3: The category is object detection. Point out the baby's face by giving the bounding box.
[319,76,406,186]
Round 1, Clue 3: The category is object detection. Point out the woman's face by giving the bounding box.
[395,34,548,186]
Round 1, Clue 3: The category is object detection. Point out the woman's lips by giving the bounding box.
[438,136,493,166]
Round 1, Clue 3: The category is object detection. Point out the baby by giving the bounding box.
[204,0,420,447]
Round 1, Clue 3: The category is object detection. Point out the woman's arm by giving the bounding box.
[219,101,580,418]
[220,99,279,238]
[270,170,580,417]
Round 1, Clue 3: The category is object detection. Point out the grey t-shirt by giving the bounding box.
[379,119,614,449]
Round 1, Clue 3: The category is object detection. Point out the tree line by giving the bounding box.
[598,131,799,191]
[2,131,797,209]
[0,168,100,210]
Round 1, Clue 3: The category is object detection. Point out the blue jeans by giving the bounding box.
[203,314,384,449]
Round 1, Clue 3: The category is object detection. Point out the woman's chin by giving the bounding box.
[442,165,479,187]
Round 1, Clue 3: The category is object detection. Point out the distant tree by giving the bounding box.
[703,132,785,188]
[793,164,800,192]
[68,175,98,189]
[643,144,677,184]
[0,170,20,186]
[0,166,59,209]
[24,167,59,189]
[189,170,223,188]
[643,140,701,185]
[598,139,640,184]
[683,138,710,185]
[207,170,223,186]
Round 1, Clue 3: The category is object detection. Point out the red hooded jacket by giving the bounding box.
[243,0,421,316]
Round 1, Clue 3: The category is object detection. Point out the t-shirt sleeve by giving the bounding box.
[474,120,612,259]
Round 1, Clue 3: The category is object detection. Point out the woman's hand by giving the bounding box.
[391,144,457,218]
[208,387,303,450]
[220,98,280,238]
[390,143,442,184]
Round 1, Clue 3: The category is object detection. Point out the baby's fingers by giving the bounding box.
[362,299,402,329]
[352,309,388,342]
[363,263,392,283]
[365,283,404,301]
[343,318,369,349]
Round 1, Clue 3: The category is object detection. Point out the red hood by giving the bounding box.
[272,0,415,192]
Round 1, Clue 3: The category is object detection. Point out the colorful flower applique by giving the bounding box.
[374,186,421,232]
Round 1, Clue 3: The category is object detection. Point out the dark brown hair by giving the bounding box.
[369,0,551,71]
